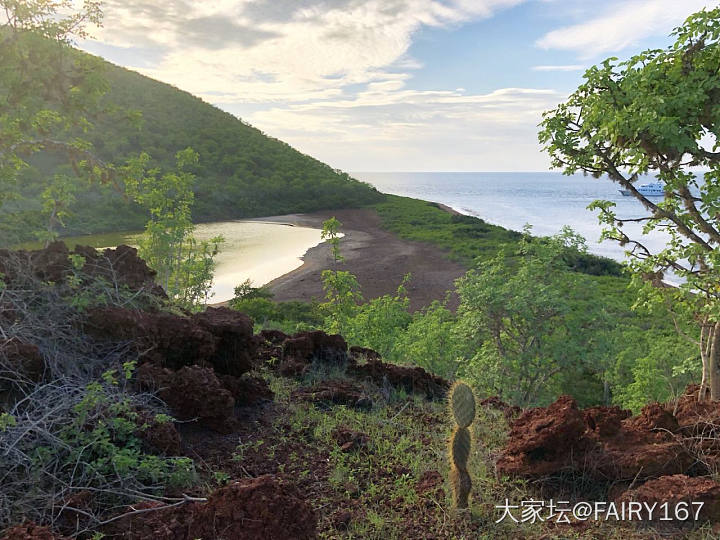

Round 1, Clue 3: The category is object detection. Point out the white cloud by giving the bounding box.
[536,0,720,57]
[531,65,585,72]
[82,0,525,103]
[239,87,561,170]
[75,0,569,170]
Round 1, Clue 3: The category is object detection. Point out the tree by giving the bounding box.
[539,7,720,401]
[0,0,106,244]
[321,216,344,266]
[456,227,588,406]
[122,148,223,311]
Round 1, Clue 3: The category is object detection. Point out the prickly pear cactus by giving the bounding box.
[447,381,476,509]
[450,382,475,428]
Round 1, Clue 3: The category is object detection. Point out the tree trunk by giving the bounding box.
[709,322,720,401]
[699,324,710,402]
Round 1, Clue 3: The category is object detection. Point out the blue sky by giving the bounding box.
[80,0,719,172]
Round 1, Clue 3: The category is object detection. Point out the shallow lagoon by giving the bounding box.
[31,220,324,304]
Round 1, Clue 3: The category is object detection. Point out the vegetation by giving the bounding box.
[123,148,223,311]
[0,250,198,534]
[0,0,108,245]
[229,281,322,333]
[233,206,698,411]
[539,7,720,400]
[0,38,382,245]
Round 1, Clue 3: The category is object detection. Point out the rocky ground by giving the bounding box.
[2,243,720,539]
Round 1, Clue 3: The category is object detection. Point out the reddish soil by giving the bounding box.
[0,523,68,540]
[256,208,467,311]
[618,474,720,521]
[105,475,316,539]
[497,392,720,517]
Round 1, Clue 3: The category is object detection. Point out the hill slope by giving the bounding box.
[4,53,382,242]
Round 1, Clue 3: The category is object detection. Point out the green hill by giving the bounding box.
[4,54,382,242]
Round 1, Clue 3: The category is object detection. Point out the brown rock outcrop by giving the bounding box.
[0,243,161,296]
[583,405,631,437]
[346,356,448,400]
[137,413,182,455]
[278,330,348,375]
[293,380,366,408]
[138,364,236,433]
[1,522,68,540]
[496,395,586,477]
[191,307,256,376]
[104,475,317,540]
[617,474,720,521]
[219,374,274,406]
[0,339,46,384]
[85,306,257,375]
[497,395,695,485]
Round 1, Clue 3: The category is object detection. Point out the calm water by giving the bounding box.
[355,171,671,263]
[40,221,323,303]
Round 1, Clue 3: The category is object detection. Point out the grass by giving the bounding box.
[372,195,522,265]
[238,368,696,539]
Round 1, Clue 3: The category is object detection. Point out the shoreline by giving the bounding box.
[231,203,467,311]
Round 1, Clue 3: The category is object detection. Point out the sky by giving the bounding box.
[79,0,720,172]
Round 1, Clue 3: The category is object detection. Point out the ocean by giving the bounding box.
[354,171,671,264]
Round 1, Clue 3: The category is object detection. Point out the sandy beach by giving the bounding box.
[251,206,467,311]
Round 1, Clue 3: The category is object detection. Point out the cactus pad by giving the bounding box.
[450,466,472,509]
[450,382,475,428]
[449,426,471,468]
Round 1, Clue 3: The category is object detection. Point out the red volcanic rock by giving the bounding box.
[280,335,314,374]
[346,357,449,399]
[278,330,348,375]
[594,437,692,481]
[1,522,68,540]
[105,476,317,539]
[497,396,695,484]
[139,364,236,433]
[191,307,256,376]
[617,475,720,521]
[137,412,182,455]
[583,406,631,437]
[189,476,317,539]
[219,374,274,406]
[0,338,46,383]
[259,329,289,344]
[86,306,257,376]
[628,402,679,433]
[670,385,720,429]
[416,470,444,497]
[0,243,161,296]
[73,244,164,297]
[292,380,365,407]
[85,307,218,369]
[496,395,586,477]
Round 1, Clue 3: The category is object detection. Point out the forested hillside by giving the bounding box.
[2,53,382,242]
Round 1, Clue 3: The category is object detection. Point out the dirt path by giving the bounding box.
[249,207,466,311]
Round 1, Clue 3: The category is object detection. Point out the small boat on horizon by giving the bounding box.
[619,181,665,197]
